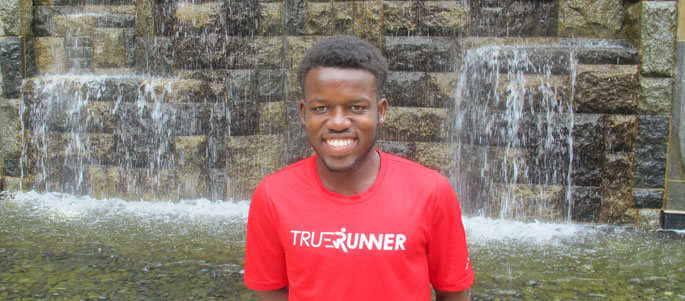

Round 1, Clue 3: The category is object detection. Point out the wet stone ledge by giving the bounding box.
[383,36,459,72]
[634,115,669,189]
[226,134,285,200]
[571,186,602,223]
[0,37,24,98]
[632,189,664,209]
[573,64,639,114]
[380,107,449,143]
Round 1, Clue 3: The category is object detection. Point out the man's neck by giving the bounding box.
[316,150,381,196]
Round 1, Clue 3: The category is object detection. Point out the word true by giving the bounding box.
[290,228,406,253]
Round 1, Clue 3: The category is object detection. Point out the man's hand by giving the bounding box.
[254,286,288,301]
[435,288,470,301]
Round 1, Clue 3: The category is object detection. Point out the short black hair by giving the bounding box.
[297,35,389,97]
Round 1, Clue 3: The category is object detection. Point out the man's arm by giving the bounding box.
[435,288,470,301]
[254,286,288,301]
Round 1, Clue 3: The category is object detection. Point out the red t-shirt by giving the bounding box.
[244,151,474,300]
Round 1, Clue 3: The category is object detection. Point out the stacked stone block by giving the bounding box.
[0,0,681,228]
[625,1,678,229]
[0,0,32,191]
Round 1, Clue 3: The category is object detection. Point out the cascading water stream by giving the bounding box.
[453,44,576,221]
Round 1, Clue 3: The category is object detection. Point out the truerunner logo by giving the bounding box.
[290,228,407,253]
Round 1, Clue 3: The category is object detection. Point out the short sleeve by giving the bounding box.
[427,173,474,292]
[243,179,289,290]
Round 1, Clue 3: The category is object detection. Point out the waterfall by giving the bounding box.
[453,45,576,221]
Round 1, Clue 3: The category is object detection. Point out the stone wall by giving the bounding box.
[0,0,682,228]
[0,0,32,191]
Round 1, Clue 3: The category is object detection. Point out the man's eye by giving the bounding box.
[350,106,366,111]
[312,106,327,112]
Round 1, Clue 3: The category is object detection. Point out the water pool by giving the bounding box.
[1,192,683,300]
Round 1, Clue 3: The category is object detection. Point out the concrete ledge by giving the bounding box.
[662,210,685,230]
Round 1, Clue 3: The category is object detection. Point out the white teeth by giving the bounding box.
[326,139,353,148]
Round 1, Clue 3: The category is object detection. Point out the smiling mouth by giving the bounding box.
[325,139,354,149]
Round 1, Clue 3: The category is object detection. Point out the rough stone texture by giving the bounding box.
[85,101,116,134]
[574,46,640,65]
[226,134,285,200]
[34,37,66,75]
[0,98,20,158]
[94,14,135,28]
[174,34,226,69]
[141,79,209,103]
[571,186,601,223]
[508,1,558,37]
[420,1,467,36]
[574,64,639,114]
[383,1,418,36]
[381,107,448,142]
[257,69,284,102]
[153,2,176,37]
[604,115,636,153]
[285,36,322,69]
[639,2,677,77]
[332,2,353,35]
[636,209,662,231]
[639,77,673,115]
[383,36,458,72]
[352,1,381,48]
[174,2,222,32]
[135,37,172,76]
[632,189,664,209]
[0,37,23,98]
[224,0,258,36]
[135,0,155,37]
[634,115,669,189]
[426,72,458,109]
[378,140,414,161]
[558,0,625,38]
[469,0,507,37]
[413,142,455,174]
[175,136,209,199]
[252,37,285,69]
[94,28,126,68]
[259,2,283,36]
[600,152,636,224]
[259,101,286,135]
[85,5,135,15]
[0,0,32,36]
[284,101,311,165]
[488,184,567,222]
[3,176,21,192]
[54,15,95,37]
[88,166,178,201]
[4,159,20,177]
[306,2,333,36]
[572,114,604,187]
[384,72,427,107]
[284,0,306,35]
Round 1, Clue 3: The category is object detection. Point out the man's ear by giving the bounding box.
[299,99,306,124]
[378,98,388,125]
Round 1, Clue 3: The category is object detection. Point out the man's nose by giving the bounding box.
[328,107,350,131]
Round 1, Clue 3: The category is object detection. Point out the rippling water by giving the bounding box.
[1,192,683,300]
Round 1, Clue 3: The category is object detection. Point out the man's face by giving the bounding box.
[300,67,388,173]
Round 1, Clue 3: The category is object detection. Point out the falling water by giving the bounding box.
[453,44,576,221]
[20,75,227,200]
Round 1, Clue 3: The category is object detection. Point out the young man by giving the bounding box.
[244,35,473,300]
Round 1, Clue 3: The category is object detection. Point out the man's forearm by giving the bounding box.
[254,286,288,301]
[435,288,470,301]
